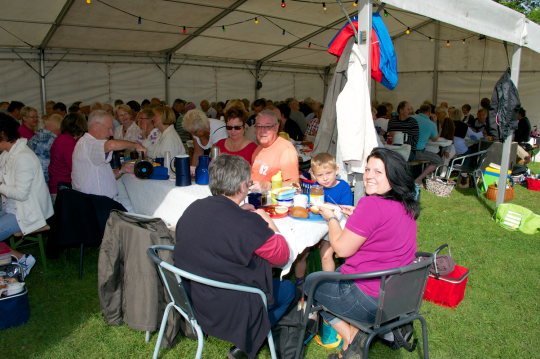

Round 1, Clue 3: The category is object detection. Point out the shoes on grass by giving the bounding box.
[19,254,36,277]
[226,346,250,359]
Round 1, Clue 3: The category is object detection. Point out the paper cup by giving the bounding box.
[293,194,308,208]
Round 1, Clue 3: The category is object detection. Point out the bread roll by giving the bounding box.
[310,206,320,215]
[291,206,309,218]
[4,277,18,284]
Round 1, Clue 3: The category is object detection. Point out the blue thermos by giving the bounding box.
[195,155,210,185]
[170,155,191,187]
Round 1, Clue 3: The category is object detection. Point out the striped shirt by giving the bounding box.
[387,117,420,150]
[71,133,118,199]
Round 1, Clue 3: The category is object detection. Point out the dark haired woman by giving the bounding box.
[0,113,54,275]
[48,113,87,202]
[214,107,258,164]
[306,148,420,359]
[276,103,303,141]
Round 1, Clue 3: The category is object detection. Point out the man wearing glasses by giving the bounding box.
[72,110,146,211]
[250,110,299,190]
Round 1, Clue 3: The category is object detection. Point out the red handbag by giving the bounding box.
[527,177,540,192]
[423,245,470,309]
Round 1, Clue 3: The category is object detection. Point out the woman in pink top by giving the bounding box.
[48,113,87,200]
[214,106,257,164]
[305,148,420,359]
[17,106,38,140]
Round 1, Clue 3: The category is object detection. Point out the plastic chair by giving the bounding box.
[10,225,50,271]
[294,252,434,359]
[445,149,490,197]
[146,245,278,359]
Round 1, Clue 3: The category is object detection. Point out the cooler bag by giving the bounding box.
[423,245,469,309]
[0,287,30,330]
[527,176,540,192]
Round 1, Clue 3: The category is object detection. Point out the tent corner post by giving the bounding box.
[255,61,262,101]
[356,0,372,93]
[495,44,522,210]
[432,21,440,105]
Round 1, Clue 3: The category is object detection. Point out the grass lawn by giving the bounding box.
[1,162,540,359]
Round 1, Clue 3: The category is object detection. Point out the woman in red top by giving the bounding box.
[48,113,87,200]
[215,106,258,164]
[18,106,38,141]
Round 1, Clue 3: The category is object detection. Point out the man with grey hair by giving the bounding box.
[71,110,146,210]
[250,110,299,190]
[286,98,307,134]
[174,154,293,359]
[200,100,217,119]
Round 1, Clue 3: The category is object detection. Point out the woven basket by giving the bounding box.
[486,184,515,202]
[426,177,455,197]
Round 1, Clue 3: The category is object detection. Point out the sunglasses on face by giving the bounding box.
[226,125,244,131]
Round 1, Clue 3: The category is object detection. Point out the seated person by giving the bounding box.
[306,148,419,359]
[48,113,87,203]
[472,109,488,135]
[137,108,161,146]
[71,110,146,211]
[215,106,258,164]
[387,101,420,159]
[113,104,141,153]
[463,103,475,126]
[515,108,532,163]
[305,104,323,137]
[247,99,266,126]
[182,109,228,167]
[277,103,303,141]
[173,154,294,359]
[373,105,389,134]
[0,113,54,276]
[140,105,185,158]
[18,106,38,141]
[250,110,300,190]
[411,104,442,186]
[451,109,483,186]
[28,114,62,183]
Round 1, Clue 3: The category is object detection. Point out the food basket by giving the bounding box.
[485,183,514,202]
[425,166,455,197]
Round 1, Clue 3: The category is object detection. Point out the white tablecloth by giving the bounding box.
[425,138,453,153]
[120,176,337,276]
[384,144,411,161]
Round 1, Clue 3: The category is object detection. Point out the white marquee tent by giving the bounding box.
[0,0,539,134]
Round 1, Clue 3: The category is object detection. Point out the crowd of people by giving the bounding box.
[0,93,533,359]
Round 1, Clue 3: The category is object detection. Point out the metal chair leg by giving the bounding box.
[37,233,47,271]
[145,331,150,344]
[419,316,429,359]
[79,243,84,280]
[194,323,205,359]
[267,327,277,359]
[473,173,481,197]
[153,302,173,359]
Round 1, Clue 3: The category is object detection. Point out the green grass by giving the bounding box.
[1,163,540,359]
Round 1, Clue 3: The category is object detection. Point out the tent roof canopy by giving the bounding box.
[0,0,538,70]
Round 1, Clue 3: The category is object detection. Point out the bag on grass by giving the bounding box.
[425,166,455,197]
[314,319,343,349]
[380,321,417,352]
[495,203,540,234]
[272,286,319,359]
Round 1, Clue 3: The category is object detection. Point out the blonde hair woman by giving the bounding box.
[18,106,39,140]
[113,104,141,152]
[141,106,185,158]
[183,109,228,166]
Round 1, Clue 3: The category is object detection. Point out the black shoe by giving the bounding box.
[227,346,250,359]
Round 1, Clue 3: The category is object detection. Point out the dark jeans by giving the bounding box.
[304,268,377,325]
[268,279,295,326]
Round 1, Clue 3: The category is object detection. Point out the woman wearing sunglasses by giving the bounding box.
[215,107,258,164]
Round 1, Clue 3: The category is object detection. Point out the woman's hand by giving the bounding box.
[241,203,256,211]
[134,143,147,156]
[255,208,279,232]
[318,206,335,221]
[339,205,355,218]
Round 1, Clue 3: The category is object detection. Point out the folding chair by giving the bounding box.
[147,245,278,359]
[295,252,434,359]
[446,149,490,197]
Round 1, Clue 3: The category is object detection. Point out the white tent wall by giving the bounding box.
[109,64,165,104]
[0,59,41,110]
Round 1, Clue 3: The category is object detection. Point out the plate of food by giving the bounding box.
[288,206,325,221]
[260,205,290,219]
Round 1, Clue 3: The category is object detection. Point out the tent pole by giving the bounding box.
[39,49,46,116]
[495,44,521,209]
[165,55,170,105]
[323,66,330,102]
[255,62,261,101]
[432,21,439,105]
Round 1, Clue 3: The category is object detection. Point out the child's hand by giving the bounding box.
[340,205,355,218]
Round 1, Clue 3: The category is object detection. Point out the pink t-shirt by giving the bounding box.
[215,138,258,165]
[343,196,417,297]
[48,133,77,194]
[18,124,35,141]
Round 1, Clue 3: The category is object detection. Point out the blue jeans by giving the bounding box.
[0,210,20,242]
[268,279,295,326]
[304,268,378,325]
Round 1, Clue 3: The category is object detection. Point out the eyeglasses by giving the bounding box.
[255,123,277,131]
[141,117,152,120]
[226,125,244,131]
[26,116,39,119]
[96,121,113,132]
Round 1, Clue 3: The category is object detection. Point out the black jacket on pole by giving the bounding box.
[488,68,521,142]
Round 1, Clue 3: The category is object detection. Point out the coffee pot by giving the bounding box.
[393,131,408,146]
[133,152,154,179]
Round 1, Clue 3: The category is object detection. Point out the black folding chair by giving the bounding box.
[295,252,433,359]
[446,149,490,197]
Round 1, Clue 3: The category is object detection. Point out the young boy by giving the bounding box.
[294,153,353,284]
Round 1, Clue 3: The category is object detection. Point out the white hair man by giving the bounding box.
[286,98,307,134]
[28,114,63,183]
[71,110,146,210]
[250,110,299,190]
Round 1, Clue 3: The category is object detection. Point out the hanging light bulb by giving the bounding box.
[462,39,466,44]
[87,0,90,3]
[281,0,286,8]
[222,25,225,32]
[447,40,450,47]
[384,10,388,17]
[429,37,432,42]
[323,2,326,10]
[406,27,410,35]
[138,16,141,25]
[183,26,186,34]
[308,42,311,48]
[354,0,357,6]
[255,17,258,24]
[282,29,285,35]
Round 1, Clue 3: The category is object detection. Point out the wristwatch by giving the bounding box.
[327,216,339,223]
[118,168,123,176]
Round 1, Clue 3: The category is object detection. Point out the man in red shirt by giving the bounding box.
[251,110,299,190]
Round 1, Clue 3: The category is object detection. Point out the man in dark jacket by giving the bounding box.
[515,108,532,164]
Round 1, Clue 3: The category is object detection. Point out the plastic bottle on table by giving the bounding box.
[271,171,282,205]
